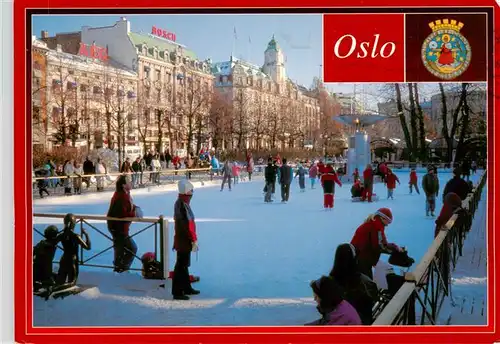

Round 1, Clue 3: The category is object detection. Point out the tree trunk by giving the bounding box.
[413,84,427,161]
[407,83,419,159]
[395,83,414,160]
[106,109,113,149]
[455,91,471,162]
[157,109,163,153]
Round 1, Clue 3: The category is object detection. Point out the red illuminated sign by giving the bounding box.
[79,43,109,61]
[151,26,176,42]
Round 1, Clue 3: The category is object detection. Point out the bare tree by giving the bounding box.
[180,74,210,153]
[438,82,468,162]
[250,94,268,150]
[232,88,252,149]
[413,83,428,161]
[208,91,232,151]
[394,83,414,160]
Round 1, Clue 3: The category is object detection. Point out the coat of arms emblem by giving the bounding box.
[421,19,471,80]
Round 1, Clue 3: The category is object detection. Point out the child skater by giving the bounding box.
[309,163,318,189]
[409,168,420,194]
[385,169,400,200]
[320,164,342,209]
[295,162,307,192]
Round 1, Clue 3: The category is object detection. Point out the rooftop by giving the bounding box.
[128,31,197,60]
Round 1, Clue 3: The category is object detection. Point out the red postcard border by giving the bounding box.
[14,1,498,343]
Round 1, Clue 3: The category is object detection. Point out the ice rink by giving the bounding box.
[32,170,482,326]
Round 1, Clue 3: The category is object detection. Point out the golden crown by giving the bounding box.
[428,19,464,32]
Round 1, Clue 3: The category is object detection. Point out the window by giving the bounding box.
[68,69,75,75]
[166,72,172,83]
[82,72,88,77]
[156,69,161,82]
[52,107,61,123]
[33,77,41,88]
[80,84,88,92]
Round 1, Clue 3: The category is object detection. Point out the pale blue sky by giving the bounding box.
[32,14,444,110]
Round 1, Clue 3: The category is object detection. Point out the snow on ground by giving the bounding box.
[32,170,484,326]
[438,187,487,325]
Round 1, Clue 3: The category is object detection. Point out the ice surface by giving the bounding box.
[32,170,483,326]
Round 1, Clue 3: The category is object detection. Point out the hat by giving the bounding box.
[178,179,194,195]
[375,208,393,224]
[141,252,156,263]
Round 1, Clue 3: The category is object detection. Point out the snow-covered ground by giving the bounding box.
[32,170,484,326]
[438,187,487,325]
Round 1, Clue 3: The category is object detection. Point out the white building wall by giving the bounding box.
[81,18,138,71]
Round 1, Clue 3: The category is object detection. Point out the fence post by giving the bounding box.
[159,215,169,280]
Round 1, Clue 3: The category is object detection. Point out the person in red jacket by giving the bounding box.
[361,164,374,202]
[107,175,141,273]
[320,164,342,209]
[409,168,420,194]
[434,192,463,238]
[172,179,199,300]
[350,208,402,279]
[385,169,400,200]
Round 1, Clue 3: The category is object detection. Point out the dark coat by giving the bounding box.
[173,195,198,253]
[107,191,136,235]
[443,176,470,201]
[279,164,293,185]
[264,164,277,183]
[83,160,94,175]
[422,173,439,195]
[335,273,379,325]
[132,161,142,172]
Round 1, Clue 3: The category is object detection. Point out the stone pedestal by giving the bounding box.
[347,131,371,177]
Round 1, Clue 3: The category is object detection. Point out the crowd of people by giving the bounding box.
[33,149,480,325]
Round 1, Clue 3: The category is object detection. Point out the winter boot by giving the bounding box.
[173,294,190,300]
[185,289,200,295]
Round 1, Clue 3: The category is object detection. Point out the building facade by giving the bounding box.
[39,17,214,154]
[211,36,321,150]
[32,37,138,152]
[79,18,214,154]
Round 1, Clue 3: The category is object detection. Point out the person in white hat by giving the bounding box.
[172,179,199,300]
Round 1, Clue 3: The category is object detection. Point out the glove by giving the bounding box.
[192,241,199,252]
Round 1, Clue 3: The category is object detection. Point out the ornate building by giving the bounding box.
[211,36,321,150]
[80,18,214,154]
[39,17,214,154]
[31,37,138,152]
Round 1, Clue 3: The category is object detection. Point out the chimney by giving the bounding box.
[41,30,49,39]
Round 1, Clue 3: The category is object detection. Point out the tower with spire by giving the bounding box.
[263,35,286,84]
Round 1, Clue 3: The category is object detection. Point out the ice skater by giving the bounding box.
[220,160,233,191]
[295,162,307,192]
[309,163,318,189]
[385,169,400,200]
[320,164,342,209]
[409,168,420,194]
[56,214,91,287]
[422,166,440,217]
[172,179,200,300]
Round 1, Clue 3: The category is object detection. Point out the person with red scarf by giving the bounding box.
[361,164,374,202]
[409,168,420,194]
[350,208,402,279]
[385,169,400,200]
[107,175,141,273]
[172,179,199,300]
[320,164,342,209]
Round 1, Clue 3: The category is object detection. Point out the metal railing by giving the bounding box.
[373,170,487,325]
[33,213,169,279]
[32,167,215,198]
